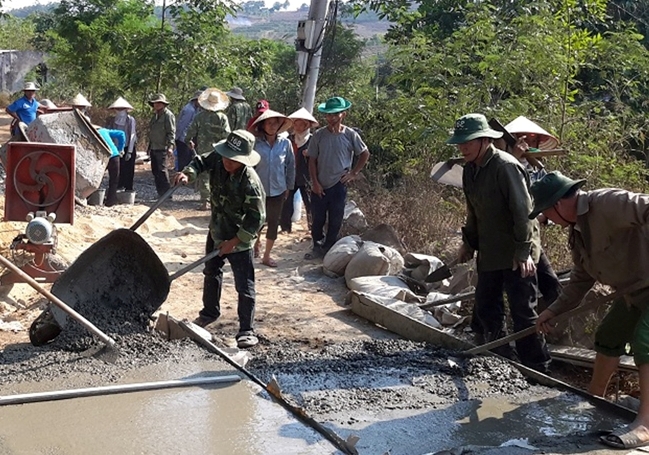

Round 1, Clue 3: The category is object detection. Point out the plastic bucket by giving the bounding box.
[116,190,136,205]
[87,189,105,206]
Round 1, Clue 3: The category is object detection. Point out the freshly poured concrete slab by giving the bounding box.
[0,376,336,454]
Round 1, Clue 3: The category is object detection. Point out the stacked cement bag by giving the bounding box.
[322,235,362,278]
[344,241,404,288]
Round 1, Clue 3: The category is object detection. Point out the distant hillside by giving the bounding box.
[7,2,390,43]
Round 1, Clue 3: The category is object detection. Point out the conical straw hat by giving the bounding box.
[250,109,293,134]
[108,96,133,110]
[505,116,559,150]
[288,107,318,127]
[71,93,91,107]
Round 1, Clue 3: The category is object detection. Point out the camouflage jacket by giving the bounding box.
[185,110,231,155]
[226,101,253,131]
[183,155,266,252]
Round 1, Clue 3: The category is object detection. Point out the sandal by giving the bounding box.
[236,331,258,349]
[600,425,649,449]
[262,258,278,267]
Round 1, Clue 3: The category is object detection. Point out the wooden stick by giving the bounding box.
[463,291,620,356]
[0,254,117,349]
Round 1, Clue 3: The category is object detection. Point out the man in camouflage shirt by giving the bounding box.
[226,87,253,130]
[174,130,266,348]
[147,93,176,197]
[186,88,231,210]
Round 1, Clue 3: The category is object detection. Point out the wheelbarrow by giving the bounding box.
[29,186,214,346]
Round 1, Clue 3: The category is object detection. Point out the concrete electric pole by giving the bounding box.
[296,0,330,113]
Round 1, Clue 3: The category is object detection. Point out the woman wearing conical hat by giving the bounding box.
[106,97,138,196]
[70,93,92,120]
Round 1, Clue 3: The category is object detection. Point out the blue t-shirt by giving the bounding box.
[7,96,40,125]
[98,128,126,158]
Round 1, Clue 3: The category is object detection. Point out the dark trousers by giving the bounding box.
[537,251,562,312]
[176,139,194,171]
[118,152,136,191]
[264,195,285,241]
[201,234,256,333]
[475,269,551,372]
[150,149,171,196]
[311,181,346,251]
[105,156,120,207]
[280,185,312,232]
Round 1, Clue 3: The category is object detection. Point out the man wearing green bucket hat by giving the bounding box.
[306,96,370,258]
[532,172,649,449]
[449,113,551,373]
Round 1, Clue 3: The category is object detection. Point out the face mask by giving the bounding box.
[115,110,127,119]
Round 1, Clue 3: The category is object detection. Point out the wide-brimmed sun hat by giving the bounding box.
[148,93,169,106]
[214,130,260,166]
[198,88,230,112]
[317,96,351,114]
[505,116,559,150]
[108,96,133,110]
[288,107,319,127]
[71,93,91,107]
[226,87,246,101]
[249,109,293,134]
[23,82,39,91]
[529,171,586,219]
[446,113,504,145]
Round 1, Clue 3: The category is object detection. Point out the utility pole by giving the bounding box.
[297,0,329,113]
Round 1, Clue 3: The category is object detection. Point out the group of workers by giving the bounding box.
[448,112,649,450]
[7,79,648,450]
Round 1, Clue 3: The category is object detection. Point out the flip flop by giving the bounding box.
[262,258,278,268]
[236,332,258,349]
[600,425,649,449]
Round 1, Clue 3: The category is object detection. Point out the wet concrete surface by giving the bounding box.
[0,331,638,454]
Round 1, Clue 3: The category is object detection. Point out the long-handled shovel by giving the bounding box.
[462,290,622,356]
[0,254,117,350]
[130,184,181,232]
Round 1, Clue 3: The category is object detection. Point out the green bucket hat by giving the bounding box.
[529,171,586,219]
[317,96,352,114]
[213,130,260,167]
[446,113,504,144]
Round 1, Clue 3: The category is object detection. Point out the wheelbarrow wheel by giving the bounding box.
[29,308,62,346]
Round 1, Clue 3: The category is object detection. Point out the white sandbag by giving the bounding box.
[342,200,368,234]
[323,235,362,277]
[345,241,390,287]
[349,275,423,303]
[381,243,405,275]
[403,253,445,282]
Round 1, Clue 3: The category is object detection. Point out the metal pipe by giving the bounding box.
[0,375,241,406]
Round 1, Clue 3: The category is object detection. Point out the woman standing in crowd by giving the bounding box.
[106,97,138,194]
[249,110,295,267]
[280,108,318,233]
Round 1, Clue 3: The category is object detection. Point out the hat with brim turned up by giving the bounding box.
[529,171,586,219]
[198,88,230,112]
[288,107,319,128]
[214,130,260,167]
[317,96,351,114]
[505,116,559,150]
[71,93,91,107]
[446,113,503,144]
[108,96,133,110]
[249,109,293,134]
[23,82,39,91]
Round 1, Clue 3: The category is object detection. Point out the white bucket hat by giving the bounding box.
[250,109,293,134]
[288,107,319,127]
[71,93,91,107]
[505,116,559,150]
[198,88,230,112]
[23,82,39,91]
[108,96,134,110]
